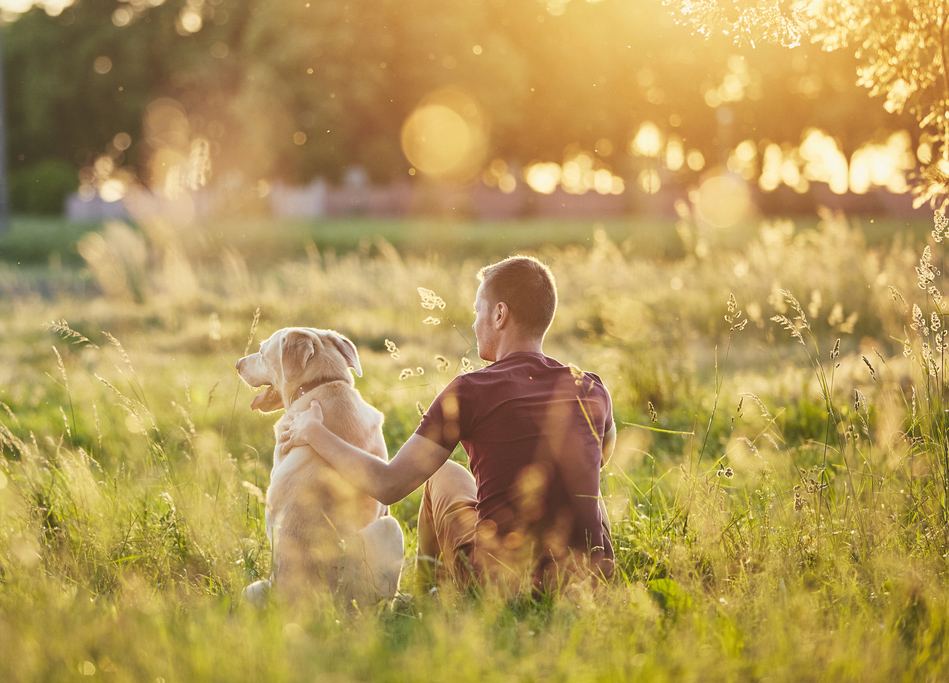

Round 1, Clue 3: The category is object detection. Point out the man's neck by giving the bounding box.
[493,337,543,362]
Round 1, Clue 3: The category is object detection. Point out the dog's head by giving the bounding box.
[235,327,363,413]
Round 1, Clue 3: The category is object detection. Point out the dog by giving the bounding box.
[235,327,403,608]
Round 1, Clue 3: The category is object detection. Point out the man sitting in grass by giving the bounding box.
[281,255,616,595]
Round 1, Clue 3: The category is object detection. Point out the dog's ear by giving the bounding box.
[281,330,318,379]
[327,332,362,377]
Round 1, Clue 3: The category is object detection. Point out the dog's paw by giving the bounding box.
[243,579,272,609]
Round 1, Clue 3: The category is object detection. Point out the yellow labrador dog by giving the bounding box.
[236,327,403,607]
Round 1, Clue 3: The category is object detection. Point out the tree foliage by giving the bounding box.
[1,0,917,198]
[663,0,949,208]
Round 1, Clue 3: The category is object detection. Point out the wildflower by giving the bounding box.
[724,467,734,478]
[385,339,400,360]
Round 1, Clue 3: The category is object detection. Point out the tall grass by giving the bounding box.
[2,212,949,681]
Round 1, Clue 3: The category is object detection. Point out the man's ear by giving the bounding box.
[495,302,510,329]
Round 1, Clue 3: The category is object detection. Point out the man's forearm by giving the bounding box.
[300,423,400,503]
[296,424,451,505]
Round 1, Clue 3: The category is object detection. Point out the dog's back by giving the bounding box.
[267,381,388,598]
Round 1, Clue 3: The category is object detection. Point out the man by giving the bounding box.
[281,256,615,594]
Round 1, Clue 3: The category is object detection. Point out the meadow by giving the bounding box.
[1,209,948,682]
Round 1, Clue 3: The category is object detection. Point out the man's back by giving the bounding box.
[417,351,613,584]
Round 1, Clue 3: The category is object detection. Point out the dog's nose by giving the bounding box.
[235,359,242,370]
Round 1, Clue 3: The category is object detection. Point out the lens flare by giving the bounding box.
[400,88,487,183]
[695,172,751,228]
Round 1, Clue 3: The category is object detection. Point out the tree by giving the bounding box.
[662,0,949,209]
[1,0,920,205]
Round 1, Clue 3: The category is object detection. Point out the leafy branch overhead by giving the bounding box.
[663,0,949,209]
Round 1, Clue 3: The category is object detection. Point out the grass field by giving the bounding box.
[2,211,949,681]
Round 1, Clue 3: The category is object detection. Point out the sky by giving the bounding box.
[0,0,74,16]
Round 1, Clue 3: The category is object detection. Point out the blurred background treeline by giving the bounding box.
[1,0,939,219]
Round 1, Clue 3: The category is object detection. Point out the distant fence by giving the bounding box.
[64,179,921,222]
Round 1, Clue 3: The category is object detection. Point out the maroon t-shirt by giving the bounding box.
[416,351,614,580]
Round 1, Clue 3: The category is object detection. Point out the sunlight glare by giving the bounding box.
[849,131,914,194]
[665,138,684,171]
[695,172,751,228]
[524,163,560,194]
[401,88,487,183]
[178,7,203,34]
[630,122,663,157]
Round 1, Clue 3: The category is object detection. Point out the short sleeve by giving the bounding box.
[584,372,613,438]
[415,376,470,451]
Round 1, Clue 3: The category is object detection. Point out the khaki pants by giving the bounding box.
[416,460,480,589]
[416,460,612,592]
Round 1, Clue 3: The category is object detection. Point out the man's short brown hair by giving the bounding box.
[478,256,558,338]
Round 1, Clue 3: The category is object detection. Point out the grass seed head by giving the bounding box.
[243,308,260,356]
[770,315,805,345]
[916,247,938,290]
[911,305,929,336]
[417,287,446,310]
[888,286,908,312]
[933,211,949,242]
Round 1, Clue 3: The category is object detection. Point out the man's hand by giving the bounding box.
[274,400,451,505]
[278,400,325,457]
